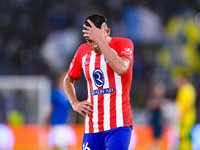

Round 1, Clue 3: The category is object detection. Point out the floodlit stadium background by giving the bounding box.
[0,0,200,149]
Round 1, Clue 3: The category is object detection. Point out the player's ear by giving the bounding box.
[106,28,111,36]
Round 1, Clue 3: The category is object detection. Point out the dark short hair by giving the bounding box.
[83,13,107,29]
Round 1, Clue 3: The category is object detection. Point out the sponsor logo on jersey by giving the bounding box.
[84,60,90,65]
[93,69,104,88]
[91,88,115,96]
[122,48,132,58]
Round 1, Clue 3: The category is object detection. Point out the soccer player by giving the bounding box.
[43,73,76,150]
[175,75,196,150]
[63,13,134,150]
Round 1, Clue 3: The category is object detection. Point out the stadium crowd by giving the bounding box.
[0,0,200,124]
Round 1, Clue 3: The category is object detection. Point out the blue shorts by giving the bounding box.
[82,126,132,150]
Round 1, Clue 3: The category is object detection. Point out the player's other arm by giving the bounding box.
[95,37,130,75]
[99,43,130,76]
[63,75,93,117]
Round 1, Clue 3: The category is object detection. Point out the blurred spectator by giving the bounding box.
[40,28,81,72]
[146,82,166,150]
[175,75,196,150]
[122,5,163,45]
[157,10,200,77]
[42,73,76,150]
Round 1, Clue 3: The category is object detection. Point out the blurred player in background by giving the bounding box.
[146,82,166,150]
[175,75,196,150]
[63,13,134,150]
[43,73,76,150]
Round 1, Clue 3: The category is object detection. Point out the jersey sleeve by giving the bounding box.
[67,46,83,80]
[118,38,134,64]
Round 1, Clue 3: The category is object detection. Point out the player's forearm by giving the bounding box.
[63,76,79,106]
[63,75,93,117]
[97,38,130,75]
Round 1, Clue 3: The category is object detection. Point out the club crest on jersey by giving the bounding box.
[93,69,104,88]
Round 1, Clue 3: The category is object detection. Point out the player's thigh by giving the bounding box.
[105,127,132,150]
[82,133,104,150]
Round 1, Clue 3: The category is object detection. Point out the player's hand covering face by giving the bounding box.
[82,19,107,44]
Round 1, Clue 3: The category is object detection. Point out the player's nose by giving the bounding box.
[92,42,98,49]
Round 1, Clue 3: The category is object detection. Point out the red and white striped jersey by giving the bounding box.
[68,37,134,133]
